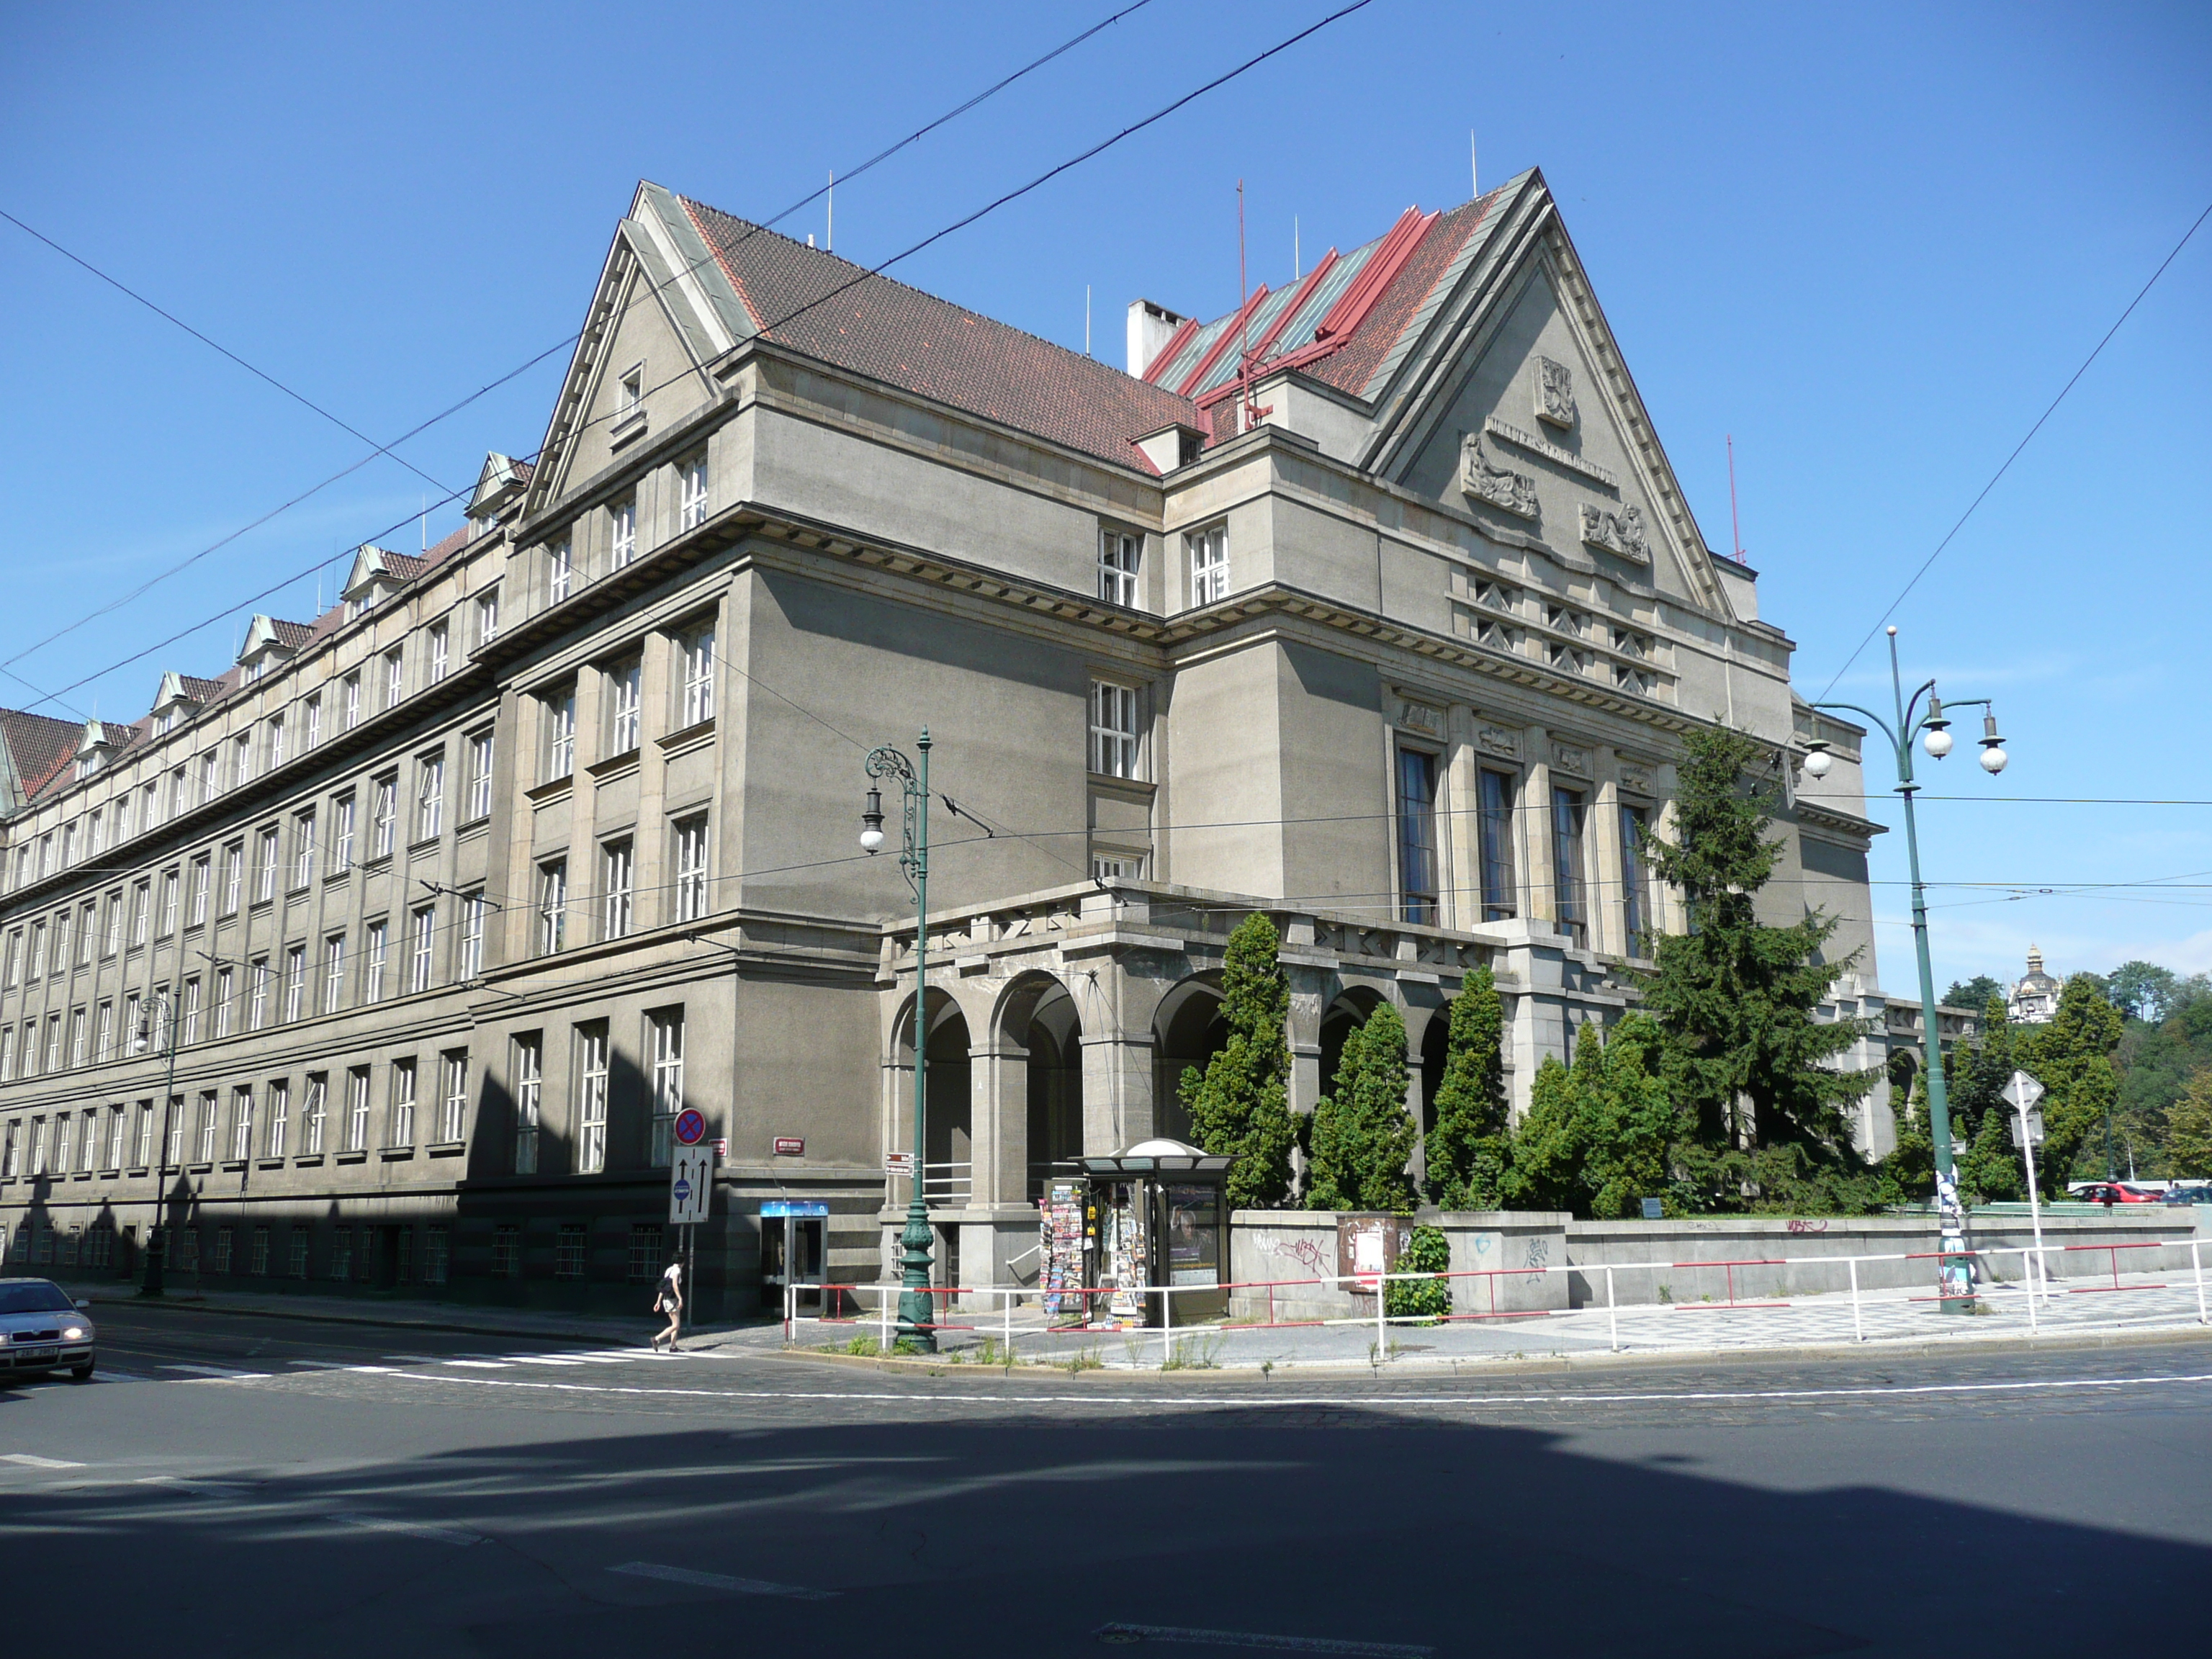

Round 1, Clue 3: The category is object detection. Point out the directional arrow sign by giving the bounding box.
[669,1146,713,1226]
[2001,1070,2046,1110]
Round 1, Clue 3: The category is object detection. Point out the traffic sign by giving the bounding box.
[669,1145,713,1225]
[2001,1071,2045,1110]
[673,1108,707,1146]
[2009,1110,2045,1148]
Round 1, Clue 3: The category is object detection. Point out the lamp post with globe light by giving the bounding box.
[860,731,937,1352]
[1802,625,2008,1313]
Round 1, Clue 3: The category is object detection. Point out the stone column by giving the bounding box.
[1444,705,1482,932]
[1653,763,1689,938]
[968,1033,1029,1207]
[1591,746,1624,958]
[1080,1030,1156,1151]
[1521,725,1555,928]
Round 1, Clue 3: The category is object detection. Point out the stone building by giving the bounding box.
[2007,946,2063,1025]
[0,170,1913,1313]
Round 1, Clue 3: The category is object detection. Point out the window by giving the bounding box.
[135,1102,153,1167]
[41,831,58,876]
[1620,804,1651,954]
[1478,770,1517,922]
[292,809,316,888]
[235,731,253,785]
[302,1074,326,1155]
[229,1086,253,1163]
[303,693,322,749]
[208,1226,232,1274]
[30,1116,48,1174]
[1187,522,1228,606]
[282,944,306,1022]
[1552,785,1588,948]
[475,587,500,647]
[458,891,485,980]
[179,978,201,1045]
[492,1225,521,1278]
[330,1227,353,1281]
[221,843,242,914]
[390,1058,417,1147]
[323,934,346,1012]
[577,1025,609,1173]
[266,1079,289,1159]
[195,1089,217,1163]
[544,688,576,781]
[49,911,67,971]
[187,857,210,927]
[212,966,233,1038]
[428,622,450,683]
[364,920,387,1004]
[382,647,405,711]
[610,497,637,569]
[1088,681,1139,778]
[549,539,573,604]
[158,869,179,936]
[266,715,286,770]
[1097,526,1140,606]
[345,1066,370,1152]
[53,1113,73,1174]
[94,1001,113,1063]
[423,1226,449,1286]
[248,957,271,1030]
[100,892,121,957]
[164,1092,183,1166]
[1,1121,16,1176]
[288,1230,310,1278]
[199,750,222,803]
[343,672,361,730]
[76,902,94,966]
[415,752,444,842]
[606,656,642,755]
[601,840,634,940]
[123,994,143,1057]
[679,622,715,727]
[439,1050,468,1143]
[1396,749,1440,925]
[372,774,397,858]
[42,1013,61,1074]
[256,826,279,902]
[513,1033,541,1174]
[618,364,644,418]
[556,1223,588,1280]
[629,1225,666,1283]
[408,906,435,994]
[171,766,191,814]
[538,859,567,953]
[465,729,494,822]
[678,451,709,531]
[106,1105,126,1171]
[140,782,158,831]
[331,796,355,873]
[649,1009,683,1166]
[675,817,709,922]
[68,1007,86,1067]
[1,929,15,985]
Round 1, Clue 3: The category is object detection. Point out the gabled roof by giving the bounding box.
[0,709,82,814]
[469,451,534,521]
[342,544,428,600]
[238,614,314,663]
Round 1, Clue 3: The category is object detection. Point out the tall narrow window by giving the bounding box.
[231,1086,254,1162]
[675,817,709,922]
[428,622,450,683]
[372,775,397,858]
[303,693,322,748]
[89,809,104,856]
[189,856,210,926]
[323,933,346,1012]
[158,869,180,935]
[234,730,253,786]
[1552,786,1588,949]
[606,657,642,755]
[1478,769,1517,922]
[1396,749,1440,925]
[107,1105,127,1170]
[346,1066,371,1152]
[94,1001,114,1063]
[466,729,494,821]
[513,1033,542,1174]
[1088,681,1139,778]
[390,1058,416,1148]
[292,809,316,888]
[29,920,46,977]
[196,1089,217,1163]
[610,497,637,569]
[76,902,94,965]
[248,957,271,1030]
[221,842,242,914]
[213,966,233,1038]
[331,796,355,873]
[601,840,634,940]
[577,1024,609,1173]
[678,451,709,530]
[135,1101,153,1167]
[415,752,444,842]
[68,1006,87,1067]
[256,827,279,902]
[343,672,361,730]
[1,929,17,984]
[303,1074,327,1155]
[648,1010,684,1166]
[1187,522,1228,607]
[680,623,715,727]
[382,647,405,711]
[1097,526,1140,606]
[439,1051,469,1143]
[265,1079,289,1159]
[282,944,306,1022]
[364,920,387,1004]
[1619,804,1651,955]
[475,587,500,646]
[458,892,485,980]
[549,539,573,604]
[544,688,576,781]
[200,749,222,802]
[408,905,436,994]
[266,715,286,770]
[179,978,202,1045]
[538,859,567,953]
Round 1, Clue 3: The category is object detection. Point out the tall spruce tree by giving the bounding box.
[1639,727,1876,1205]
[2015,973,2123,1183]
[1423,967,1509,1208]
[1955,997,2025,1200]
[1177,913,1296,1208]
[1305,1001,1419,1213]
[1498,1015,1680,1218]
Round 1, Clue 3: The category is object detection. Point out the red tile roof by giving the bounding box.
[679,197,1202,474]
[0,709,81,804]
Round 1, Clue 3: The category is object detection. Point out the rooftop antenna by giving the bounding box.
[420,495,428,554]
[1471,129,1478,198]
[1084,284,1092,356]
[1294,215,1301,280]
[1727,433,1746,562]
[827,170,834,253]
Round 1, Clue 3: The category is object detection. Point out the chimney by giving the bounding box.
[1126,299,1185,379]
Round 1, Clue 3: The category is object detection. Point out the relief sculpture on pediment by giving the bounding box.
[1460,433,1538,518]
[1537,357,1577,428]
[1579,501,1650,563]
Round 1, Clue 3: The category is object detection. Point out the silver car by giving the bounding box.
[0,1278,96,1382]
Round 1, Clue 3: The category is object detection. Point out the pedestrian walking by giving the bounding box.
[650,1256,683,1352]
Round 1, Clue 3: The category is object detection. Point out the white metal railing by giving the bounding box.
[884,1159,972,1203]
[785,1236,2211,1368]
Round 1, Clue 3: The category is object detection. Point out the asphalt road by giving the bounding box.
[4,1303,2208,1658]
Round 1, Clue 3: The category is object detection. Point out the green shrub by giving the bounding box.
[1384,1223,1452,1323]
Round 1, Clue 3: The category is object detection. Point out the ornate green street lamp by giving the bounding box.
[860,731,936,1352]
[1804,626,2009,1314]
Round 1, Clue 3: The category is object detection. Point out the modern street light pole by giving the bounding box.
[1806,625,2010,1316]
[137,990,183,1298]
[860,730,935,1352]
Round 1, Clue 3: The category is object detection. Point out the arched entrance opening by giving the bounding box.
[891,989,972,1199]
[1317,985,1387,1100]
[1021,982,1084,1201]
[1419,1008,1452,1141]
[1151,976,1227,1146]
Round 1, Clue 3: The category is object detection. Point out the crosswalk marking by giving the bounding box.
[2,1453,84,1469]
[332,1511,482,1547]
[441,1359,511,1370]
[284,1359,353,1370]
[501,1355,586,1367]
[158,1363,264,1380]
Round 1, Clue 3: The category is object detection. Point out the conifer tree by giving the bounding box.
[1955,997,2024,1200]
[1423,967,1509,1208]
[1305,1001,1419,1213]
[2166,1070,2212,1178]
[1498,1016,1679,1218]
[1177,913,1296,1208]
[2015,974,2123,1183]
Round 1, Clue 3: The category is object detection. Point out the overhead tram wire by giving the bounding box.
[4,0,1371,720]
[1815,196,2212,702]
[0,1,1157,688]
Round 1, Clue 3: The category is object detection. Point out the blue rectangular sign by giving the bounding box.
[760,1200,830,1219]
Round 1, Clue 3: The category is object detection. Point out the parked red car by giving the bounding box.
[2075,1182,2162,1205]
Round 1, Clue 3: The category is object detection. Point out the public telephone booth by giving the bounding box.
[1064,1139,1233,1328]
[760,1200,828,1310]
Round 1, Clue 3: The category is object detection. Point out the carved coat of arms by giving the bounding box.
[1537,358,1576,428]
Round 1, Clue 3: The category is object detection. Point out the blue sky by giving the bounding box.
[2,1,2207,999]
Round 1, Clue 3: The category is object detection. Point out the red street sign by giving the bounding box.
[773,1136,804,1156]
[673,1108,708,1146]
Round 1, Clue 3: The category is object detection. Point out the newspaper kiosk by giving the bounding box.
[1058,1138,1234,1327]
